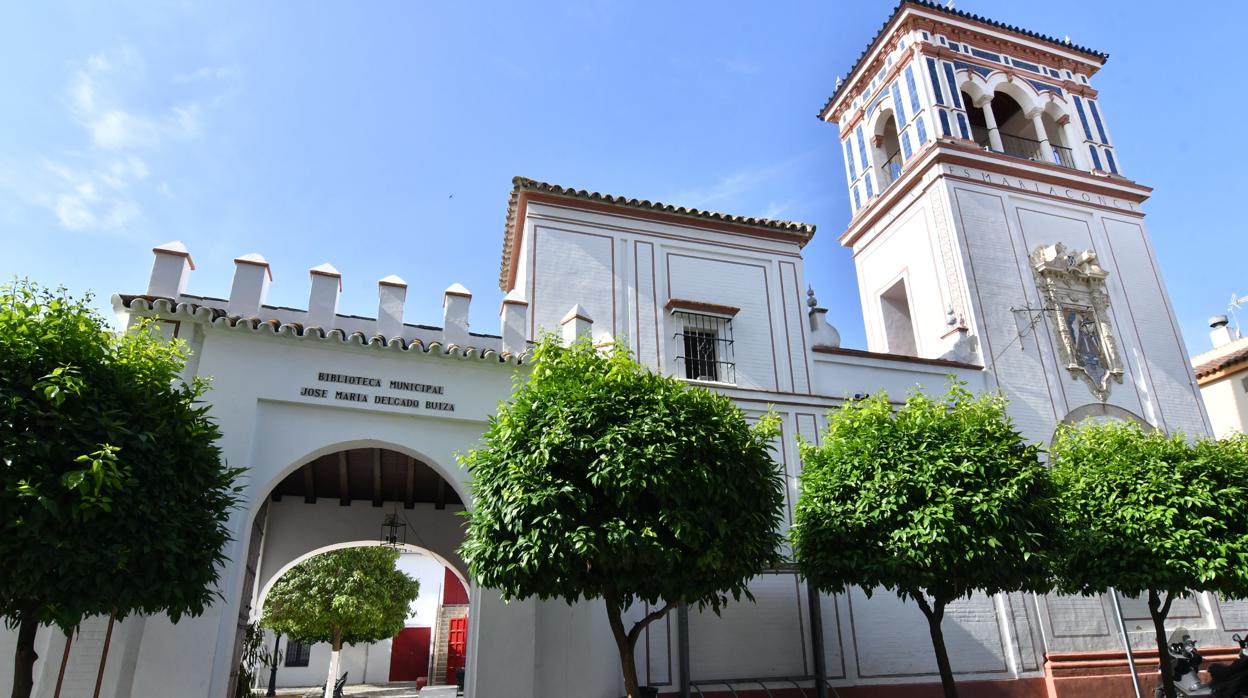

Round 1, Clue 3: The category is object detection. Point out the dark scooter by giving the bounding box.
[1156,634,1248,698]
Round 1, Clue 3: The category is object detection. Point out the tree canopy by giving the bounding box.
[791,384,1054,698]
[0,281,242,698]
[261,546,419,647]
[1050,421,1248,698]
[262,546,419,698]
[459,336,785,698]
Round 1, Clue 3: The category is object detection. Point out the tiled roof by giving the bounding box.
[115,294,527,364]
[820,0,1109,119]
[499,176,816,290]
[1192,336,1248,380]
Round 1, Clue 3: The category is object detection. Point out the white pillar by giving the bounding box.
[307,263,342,330]
[227,253,271,318]
[975,95,1004,152]
[560,304,592,345]
[147,241,194,298]
[499,289,528,356]
[1057,114,1089,170]
[442,283,472,346]
[1027,109,1052,163]
[376,275,407,339]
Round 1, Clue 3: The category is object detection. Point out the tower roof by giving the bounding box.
[821,0,1109,120]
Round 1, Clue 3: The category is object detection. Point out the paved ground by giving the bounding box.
[265,682,457,697]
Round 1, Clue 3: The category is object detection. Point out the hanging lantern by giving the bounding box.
[380,509,406,548]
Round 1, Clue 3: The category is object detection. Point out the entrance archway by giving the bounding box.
[230,445,473,695]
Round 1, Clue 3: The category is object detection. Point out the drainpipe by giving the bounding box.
[1110,588,1143,698]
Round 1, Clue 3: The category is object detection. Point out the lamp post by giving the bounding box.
[266,633,280,697]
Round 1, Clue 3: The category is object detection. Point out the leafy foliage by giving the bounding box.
[792,384,1054,602]
[260,547,419,648]
[791,384,1054,698]
[0,280,243,629]
[459,335,785,696]
[1050,421,1248,599]
[1050,421,1248,698]
[460,335,785,612]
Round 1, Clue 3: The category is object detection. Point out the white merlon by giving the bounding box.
[228,253,272,318]
[147,240,194,298]
[443,283,472,346]
[499,289,528,356]
[376,275,408,339]
[560,304,592,346]
[307,263,342,330]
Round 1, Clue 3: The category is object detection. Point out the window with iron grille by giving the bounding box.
[672,310,735,383]
[285,639,311,667]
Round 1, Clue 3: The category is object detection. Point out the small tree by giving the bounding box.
[791,385,1054,698]
[261,546,419,698]
[0,281,242,698]
[459,336,785,698]
[1050,421,1248,698]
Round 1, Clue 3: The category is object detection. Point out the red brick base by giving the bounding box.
[1044,646,1239,698]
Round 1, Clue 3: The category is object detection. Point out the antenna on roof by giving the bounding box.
[1229,292,1248,336]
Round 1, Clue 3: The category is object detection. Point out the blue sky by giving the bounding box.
[0,0,1239,355]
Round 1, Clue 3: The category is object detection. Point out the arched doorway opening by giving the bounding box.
[873,112,903,187]
[231,446,472,696]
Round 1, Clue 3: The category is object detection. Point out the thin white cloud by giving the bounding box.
[35,46,228,235]
[668,150,820,218]
[172,65,237,84]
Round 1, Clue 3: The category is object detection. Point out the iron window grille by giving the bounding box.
[672,310,736,384]
[285,639,311,667]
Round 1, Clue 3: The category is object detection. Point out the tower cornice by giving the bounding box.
[838,139,1150,249]
[821,2,1107,124]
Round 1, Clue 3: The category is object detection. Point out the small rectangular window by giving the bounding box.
[673,310,735,383]
[1241,376,1248,393]
[285,640,312,667]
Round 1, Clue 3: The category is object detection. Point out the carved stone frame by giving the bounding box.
[1030,243,1124,401]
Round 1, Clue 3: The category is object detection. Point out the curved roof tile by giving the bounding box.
[115,294,528,365]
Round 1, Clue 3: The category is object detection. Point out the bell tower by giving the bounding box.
[821,1,1210,443]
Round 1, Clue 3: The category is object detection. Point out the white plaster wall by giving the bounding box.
[519,201,810,394]
[666,253,779,391]
[853,195,949,357]
[1201,373,1248,438]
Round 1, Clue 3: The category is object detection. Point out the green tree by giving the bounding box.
[1050,421,1248,698]
[261,547,419,698]
[459,336,785,698]
[0,281,242,698]
[791,385,1054,698]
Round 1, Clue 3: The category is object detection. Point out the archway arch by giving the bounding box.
[254,540,469,619]
[232,442,476,694]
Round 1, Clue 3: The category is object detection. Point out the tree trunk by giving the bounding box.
[1149,590,1176,698]
[604,590,642,698]
[602,588,675,698]
[913,592,958,698]
[324,628,343,698]
[10,611,39,698]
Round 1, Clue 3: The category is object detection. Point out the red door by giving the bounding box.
[445,617,468,682]
[389,627,431,682]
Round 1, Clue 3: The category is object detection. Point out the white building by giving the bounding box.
[0,2,1231,697]
[1192,315,1248,439]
